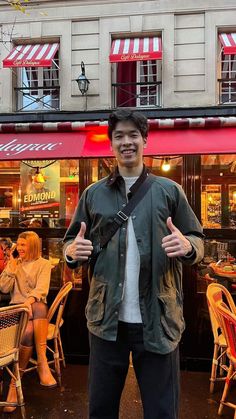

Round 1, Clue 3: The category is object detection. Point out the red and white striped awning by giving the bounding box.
[219,33,236,55]
[3,43,59,68]
[109,37,162,63]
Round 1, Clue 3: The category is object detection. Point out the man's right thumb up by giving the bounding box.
[76,221,86,239]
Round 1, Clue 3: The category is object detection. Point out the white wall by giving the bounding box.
[0,0,236,112]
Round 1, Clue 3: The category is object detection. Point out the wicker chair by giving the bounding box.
[25,281,72,387]
[215,301,236,418]
[0,304,29,418]
[206,282,236,393]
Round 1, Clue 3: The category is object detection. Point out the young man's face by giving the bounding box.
[111,121,146,170]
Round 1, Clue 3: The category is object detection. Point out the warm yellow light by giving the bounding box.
[161,158,171,172]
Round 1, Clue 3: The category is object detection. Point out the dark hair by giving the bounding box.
[0,237,12,249]
[108,109,148,141]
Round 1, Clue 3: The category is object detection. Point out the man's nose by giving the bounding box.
[122,135,132,145]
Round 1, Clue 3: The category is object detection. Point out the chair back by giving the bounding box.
[206,283,236,342]
[215,302,236,363]
[47,282,72,337]
[0,304,29,366]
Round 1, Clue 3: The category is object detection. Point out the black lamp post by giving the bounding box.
[76,61,90,95]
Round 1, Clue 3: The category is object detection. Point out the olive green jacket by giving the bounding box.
[64,167,204,354]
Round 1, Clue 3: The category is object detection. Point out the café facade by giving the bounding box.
[0,112,235,367]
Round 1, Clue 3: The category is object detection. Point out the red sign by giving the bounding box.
[0,128,236,161]
[0,133,86,160]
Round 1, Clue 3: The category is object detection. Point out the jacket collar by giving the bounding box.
[106,164,149,194]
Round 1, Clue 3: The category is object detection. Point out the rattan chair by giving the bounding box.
[215,301,236,418]
[26,281,72,387]
[0,304,29,418]
[206,282,236,393]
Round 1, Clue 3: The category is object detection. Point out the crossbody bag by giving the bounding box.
[88,173,155,282]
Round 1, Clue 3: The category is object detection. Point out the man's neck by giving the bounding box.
[118,163,143,178]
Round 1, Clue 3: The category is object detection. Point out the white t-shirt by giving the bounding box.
[118,176,142,323]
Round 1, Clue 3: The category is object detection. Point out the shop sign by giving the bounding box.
[20,160,60,220]
[0,133,86,160]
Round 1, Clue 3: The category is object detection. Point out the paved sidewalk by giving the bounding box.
[1,364,235,418]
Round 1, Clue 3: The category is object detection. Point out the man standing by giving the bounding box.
[63,109,204,419]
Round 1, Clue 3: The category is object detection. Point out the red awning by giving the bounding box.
[0,128,235,161]
[219,33,236,55]
[3,43,59,68]
[109,37,162,63]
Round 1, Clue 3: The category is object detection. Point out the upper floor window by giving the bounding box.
[218,33,236,104]
[3,43,60,112]
[110,37,162,108]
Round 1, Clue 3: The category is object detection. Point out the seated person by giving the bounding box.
[0,231,56,413]
[0,244,4,274]
[0,237,13,270]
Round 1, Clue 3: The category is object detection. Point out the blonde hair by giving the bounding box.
[17,231,41,261]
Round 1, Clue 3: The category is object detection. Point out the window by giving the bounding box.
[16,51,60,112]
[110,37,162,108]
[218,33,236,104]
[201,154,236,228]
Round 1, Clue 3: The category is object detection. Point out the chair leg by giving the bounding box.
[218,363,234,416]
[58,332,66,368]
[3,345,32,414]
[210,343,219,393]
[54,337,61,387]
[15,364,26,419]
[7,362,26,419]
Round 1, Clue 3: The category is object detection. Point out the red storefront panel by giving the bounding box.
[0,127,235,160]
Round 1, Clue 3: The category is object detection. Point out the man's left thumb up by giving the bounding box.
[166,217,177,233]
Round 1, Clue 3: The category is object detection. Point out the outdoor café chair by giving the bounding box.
[25,281,72,387]
[0,304,29,418]
[214,301,236,418]
[206,282,236,393]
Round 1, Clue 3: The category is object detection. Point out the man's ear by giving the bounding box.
[143,138,147,148]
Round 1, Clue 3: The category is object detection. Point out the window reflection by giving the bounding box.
[201,154,236,228]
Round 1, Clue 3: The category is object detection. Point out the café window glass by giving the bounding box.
[16,51,60,112]
[201,154,236,229]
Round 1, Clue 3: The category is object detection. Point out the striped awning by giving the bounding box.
[219,33,236,55]
[3,43,59,68]
[109,37,162,63]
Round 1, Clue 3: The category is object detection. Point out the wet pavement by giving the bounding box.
[1,363,236,418]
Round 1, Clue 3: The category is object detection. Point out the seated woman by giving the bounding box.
[0,231,56,413]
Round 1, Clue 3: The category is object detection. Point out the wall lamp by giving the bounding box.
[76,61,90,95]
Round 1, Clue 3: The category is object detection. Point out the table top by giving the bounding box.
[209,263,236,281]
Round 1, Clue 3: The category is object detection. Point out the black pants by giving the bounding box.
[89,322,180,419]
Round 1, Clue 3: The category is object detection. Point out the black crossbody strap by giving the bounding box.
[100,174,155,249]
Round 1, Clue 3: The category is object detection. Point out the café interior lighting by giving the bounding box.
[161,158,171,172]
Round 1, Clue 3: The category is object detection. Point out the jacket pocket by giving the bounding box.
[85,279,107,325]
[157,290,184,342]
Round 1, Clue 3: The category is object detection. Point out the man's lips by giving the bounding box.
[121,149,136,155]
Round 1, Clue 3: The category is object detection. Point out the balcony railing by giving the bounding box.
[112,81,162,108]
[218,78,236,104]
[15,86,60,112]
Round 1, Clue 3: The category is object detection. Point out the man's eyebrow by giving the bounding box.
[114,129,139,134]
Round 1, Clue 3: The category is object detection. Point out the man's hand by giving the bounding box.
[65,222,93,261]
[162,217,192,258]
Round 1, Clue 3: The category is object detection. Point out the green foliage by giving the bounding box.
[5,0,30,14]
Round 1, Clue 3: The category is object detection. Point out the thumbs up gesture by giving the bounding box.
[65,222,93,261]
[161,217,192,258]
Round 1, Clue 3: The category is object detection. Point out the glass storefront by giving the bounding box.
[0,154,235,364]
